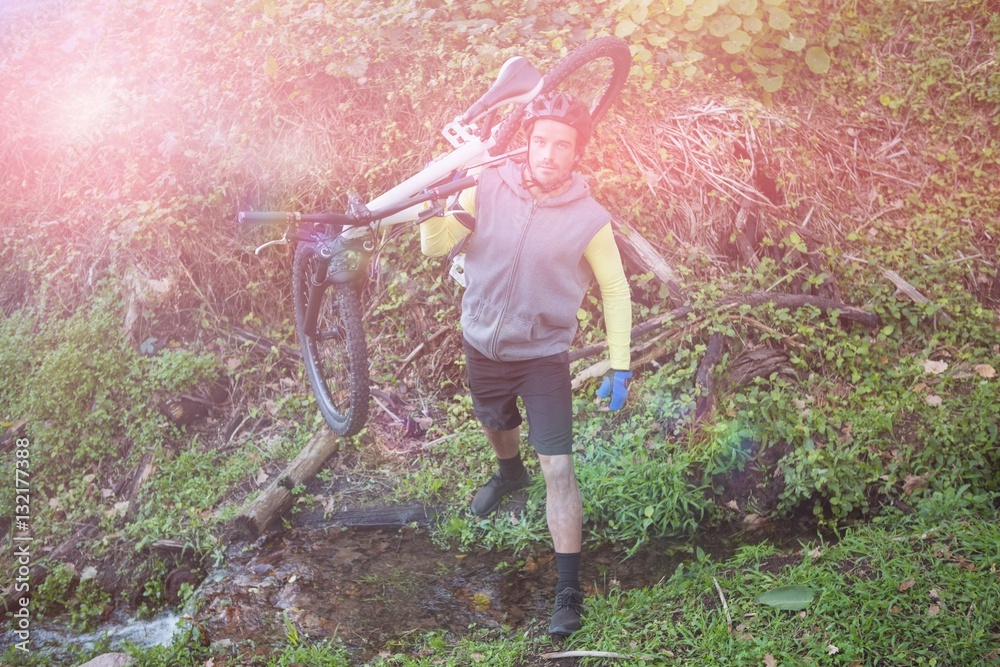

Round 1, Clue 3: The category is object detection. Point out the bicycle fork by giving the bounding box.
[302,233,373,339]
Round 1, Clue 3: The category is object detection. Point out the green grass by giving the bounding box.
[372,490,1000,667]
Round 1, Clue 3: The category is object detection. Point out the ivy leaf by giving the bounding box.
[730,0,759,15]
[759,74,784,92]
[767,7,792,30]
[742,15,764,32]
[722,30,751,53]
[805,46,831,74]
[691,0,719,18]
[757,584,814,611]
[615,19,637,38]
[709,15,742,37]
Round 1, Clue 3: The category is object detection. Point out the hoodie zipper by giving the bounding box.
[488,197,538,359]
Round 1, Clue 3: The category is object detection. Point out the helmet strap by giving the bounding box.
[522,161,572,195]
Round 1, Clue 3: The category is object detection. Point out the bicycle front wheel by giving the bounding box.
[492,36,632,155]
[293,243,370,437]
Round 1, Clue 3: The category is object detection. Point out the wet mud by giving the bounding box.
[196,517,814,659]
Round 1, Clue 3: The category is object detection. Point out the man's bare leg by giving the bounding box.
[483,426,520,459]
[537,453,582,553]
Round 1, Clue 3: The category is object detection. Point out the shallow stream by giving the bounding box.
[3,514,818,662]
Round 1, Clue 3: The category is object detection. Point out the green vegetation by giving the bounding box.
[1,0,997,664]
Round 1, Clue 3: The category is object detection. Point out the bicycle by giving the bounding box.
[240,36,631,437]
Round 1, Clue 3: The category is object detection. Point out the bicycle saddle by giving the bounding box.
[461,56,543,124]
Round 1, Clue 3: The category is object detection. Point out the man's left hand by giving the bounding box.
[596,369,633,411]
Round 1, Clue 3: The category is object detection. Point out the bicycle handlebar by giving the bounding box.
[238,174,477,229]
[238,211,358,226]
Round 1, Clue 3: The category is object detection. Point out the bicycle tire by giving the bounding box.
[491,36,632,155]
[293,243,370,437]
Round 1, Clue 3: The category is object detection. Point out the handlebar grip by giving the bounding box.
[239,211,296,224]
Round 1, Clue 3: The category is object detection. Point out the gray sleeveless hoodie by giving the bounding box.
[461,159,611,361]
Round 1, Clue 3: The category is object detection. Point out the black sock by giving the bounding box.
[497,452,525,481]
[555,552,581,592]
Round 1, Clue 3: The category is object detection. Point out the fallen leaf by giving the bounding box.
[890,605,900,612]
[101,488,114,498]
[80,566,98,580]
[898,578,916,592]
[903,475,929,495]
[925,394,943,406]
[255,468,269,485]
[807,547,823,559]
[763,654,777,667]
[725,500,740,511]
[923,359,948,375]
[929,588,941,600]
[828,643,840,655]
[757,584,815,610]
[927,604,941,616]
[913,381,927,392]
[973,364,996,378]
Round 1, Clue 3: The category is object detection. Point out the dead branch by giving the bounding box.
[883,269,954,323]
[227,325,302,363]
[394,325,449,376]
[729,292,880,328]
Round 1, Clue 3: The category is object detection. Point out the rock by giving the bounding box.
[75,653,134,667]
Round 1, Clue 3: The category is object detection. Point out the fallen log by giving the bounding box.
[228,429,340,542]
[611,219,685,306]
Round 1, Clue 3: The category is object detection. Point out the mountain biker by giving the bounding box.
[420,91,633,637]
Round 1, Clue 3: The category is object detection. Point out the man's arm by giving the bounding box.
[584,223,631,370]
[420,186,476,257]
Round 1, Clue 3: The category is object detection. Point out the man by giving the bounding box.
[421,91,633,636]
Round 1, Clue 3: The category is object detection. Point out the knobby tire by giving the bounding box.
[293,243,370,437]
[492,36,632,155]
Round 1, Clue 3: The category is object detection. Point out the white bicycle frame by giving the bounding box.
[339,56,544,239]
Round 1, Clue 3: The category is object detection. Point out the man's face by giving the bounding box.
[527,118,579,189]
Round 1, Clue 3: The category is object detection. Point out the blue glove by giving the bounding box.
[596,370,633,411]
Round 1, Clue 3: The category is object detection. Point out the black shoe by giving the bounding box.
[549,587,584,636]
[470,469,531,516]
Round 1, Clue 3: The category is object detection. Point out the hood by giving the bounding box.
[496,159,592,207]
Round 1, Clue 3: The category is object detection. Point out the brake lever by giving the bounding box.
[415,200,446,224]
[254,231,289,255]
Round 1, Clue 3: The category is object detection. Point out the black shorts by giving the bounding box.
[463,337,573,456]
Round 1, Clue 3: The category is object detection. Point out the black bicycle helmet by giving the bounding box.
[522,92,592,151]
